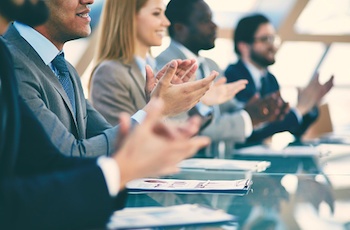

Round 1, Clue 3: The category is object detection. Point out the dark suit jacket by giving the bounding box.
[3,24,121,157]
[0,37,126,230]
[225,59,318,145]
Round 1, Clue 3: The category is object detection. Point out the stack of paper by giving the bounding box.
[107,204,237,229]
[233,145,322,157]
[179,158,270,172]
[127,178,252,195]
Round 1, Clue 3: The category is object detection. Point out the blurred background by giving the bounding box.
[65,0,350,136]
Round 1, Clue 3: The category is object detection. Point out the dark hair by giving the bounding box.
[234,14,270,56]
[165,0,202,38]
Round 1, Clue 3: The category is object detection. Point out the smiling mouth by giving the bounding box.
[77,13,90,18]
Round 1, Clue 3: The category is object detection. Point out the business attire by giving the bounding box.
[225,59,318,145]
[0,37,127,230]
[4,23,128,157]
[90,58,148,125]
[156,40,252,157]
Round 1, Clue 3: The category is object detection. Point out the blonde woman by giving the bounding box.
[90,0,245,126]
[90,0,178,125]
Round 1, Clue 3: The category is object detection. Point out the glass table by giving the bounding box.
[124,143,350,229]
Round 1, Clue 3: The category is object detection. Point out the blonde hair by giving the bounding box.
[91,0,148,82]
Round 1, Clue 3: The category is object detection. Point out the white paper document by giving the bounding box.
[179,158,270,172]
[107,204,236,229]
[233,145,323,157]
[127,178,252,195]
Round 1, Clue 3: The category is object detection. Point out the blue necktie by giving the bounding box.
[52,53,76,116]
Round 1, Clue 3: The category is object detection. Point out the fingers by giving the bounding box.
[180,63,198,82]
[145,65,155,101]
[176,115,202,138]
[184,136,211,158]
[159,60,178,84]
[323,75,334,92]
[214,77,227,86]
[247,93,260,105]
[155,63,169,81]
[227,79,248,93]
[186,70,218,91]
[175,59,193,77]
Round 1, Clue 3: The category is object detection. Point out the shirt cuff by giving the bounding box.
[241,110,253,137]
[291,108,303,124]
[131,110,147,124]
[97,156,120,197]
[195,101,213,116]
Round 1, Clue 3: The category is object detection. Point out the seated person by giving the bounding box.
[225,14,334,146]
[0,1,210,229]
[156,0,287,156]
[4,0,216,158]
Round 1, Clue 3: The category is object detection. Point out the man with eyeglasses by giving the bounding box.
[225,13,334,146]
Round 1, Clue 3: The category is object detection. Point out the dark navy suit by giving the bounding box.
[0,37,126,230]
[225,59,318,145]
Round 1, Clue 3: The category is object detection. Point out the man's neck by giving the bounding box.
[35,24,64,50]
[242,56,265,71]
[173,38,199,56]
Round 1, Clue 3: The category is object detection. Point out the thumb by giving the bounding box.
[160,60,178,84]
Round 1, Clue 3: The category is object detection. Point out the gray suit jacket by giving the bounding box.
[156,40,247,157]
[4,24,120,157]
[90,59,147,125]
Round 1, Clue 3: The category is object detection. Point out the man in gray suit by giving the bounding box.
[4,0,216,158]
[157,0,287,157]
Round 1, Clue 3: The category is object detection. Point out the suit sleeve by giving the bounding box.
[201,104,247,143]
[247,107,319,143]
[13,56,121,157]
[0,167,126,230]
[0,100,127,230]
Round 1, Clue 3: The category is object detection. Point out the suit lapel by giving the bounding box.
[237,60,258,99]
[4,24,79,128]
[66,64,84,132]
[124,60,147,102]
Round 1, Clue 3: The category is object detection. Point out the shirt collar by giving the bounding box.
[134,54,156,79]
[171,39,200,62]
[14,21,60,65]
[242,59,267,88]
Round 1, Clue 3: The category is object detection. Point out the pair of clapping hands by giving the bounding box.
[245,72,334,127]
[113,59,249,190]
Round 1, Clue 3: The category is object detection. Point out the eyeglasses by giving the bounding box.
[253,34,281,46]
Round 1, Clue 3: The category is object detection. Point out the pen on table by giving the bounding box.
[201,180,211,188]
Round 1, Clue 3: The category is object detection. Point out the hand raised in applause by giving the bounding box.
[201,77,248,106]
[114,98,211,189]
[144,59,198,101]
[144,60,218,117]
[296,73,334,115]
[244,91,289,127]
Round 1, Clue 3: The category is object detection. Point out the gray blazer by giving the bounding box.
[90,59,147,126]
[4,24,120,157]
[156,40,247,157]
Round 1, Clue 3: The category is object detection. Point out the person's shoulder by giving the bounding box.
[224,61,242,74]
[95,59,128,74]
[92,59,130,82]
